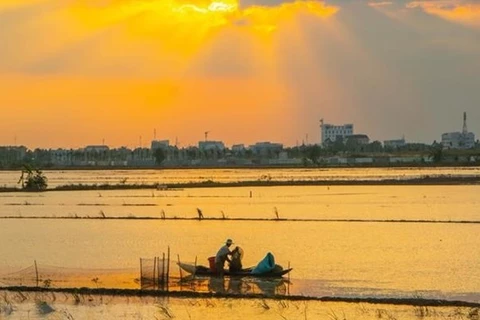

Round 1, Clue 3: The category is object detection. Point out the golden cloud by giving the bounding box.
[69,0,339,33]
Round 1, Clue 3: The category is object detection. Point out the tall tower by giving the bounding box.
[462,112,468,134]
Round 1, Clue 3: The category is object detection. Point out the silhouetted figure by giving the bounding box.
[215,239,233,276]
[229,246,244,272]
[197,208,204,220]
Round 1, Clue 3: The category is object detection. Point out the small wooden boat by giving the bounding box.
[177,262,292,278]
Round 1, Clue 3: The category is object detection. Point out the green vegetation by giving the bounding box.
[17,164,48,191]
[42,279,52,288]
[429,146,444,163]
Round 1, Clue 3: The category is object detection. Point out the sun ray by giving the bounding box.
[65,1,339,54]
[1,1,342,147]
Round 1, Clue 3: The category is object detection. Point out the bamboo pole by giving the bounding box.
[139,258,143,288]
[193,256,197,280]
[287,261,290,281]
[287,261,291,295]
[158,256,161,288]
[177,254,183,280]
[166,246,170,292]
[34,260,39,287]
[153,256,157,288]
[162,252,166,290]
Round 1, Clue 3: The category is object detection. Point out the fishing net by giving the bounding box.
[0,262,138,289]
[0,265,37,287]
[139,257,169,289]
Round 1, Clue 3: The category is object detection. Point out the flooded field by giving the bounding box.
[0,168,479,319]
[1,167,480,188]
[1,185,479,221]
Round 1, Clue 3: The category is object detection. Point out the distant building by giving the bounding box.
[320,119,353,145]
[231,144,246,154]
[442,132,475,149]
[0,146,27,165]
[441,112,475,149]
[346,134,370,145]
[198,141,225,151]
[84,145,109,153]
[384,138,406,149]
[249,142,283,156]
[51,149,72,166]
[151,140,170,151]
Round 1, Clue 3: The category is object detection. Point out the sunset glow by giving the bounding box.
[68,0,340,44]
[0,1,479,148]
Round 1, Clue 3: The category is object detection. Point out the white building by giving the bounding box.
[442,132,475,149]
[320,119,354,145]
[441,112,475,149]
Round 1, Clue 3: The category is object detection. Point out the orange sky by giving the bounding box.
[0,0,479,148]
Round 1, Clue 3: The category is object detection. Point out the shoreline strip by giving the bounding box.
[1,286,479,307]
[0,216,479,224]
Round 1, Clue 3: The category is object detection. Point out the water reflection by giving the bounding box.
[177,275,290,296]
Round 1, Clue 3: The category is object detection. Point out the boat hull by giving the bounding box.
[177,262,292,278]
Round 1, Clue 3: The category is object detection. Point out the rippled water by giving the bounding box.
[0,169,479,304]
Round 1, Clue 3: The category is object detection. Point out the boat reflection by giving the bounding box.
[178,275,290,296]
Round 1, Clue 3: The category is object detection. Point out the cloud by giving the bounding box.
[406,1,480,27]
[368,1,393,7]
[240,0,286,6]
[0,0,340,78]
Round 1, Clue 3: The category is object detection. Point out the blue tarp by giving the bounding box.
[251,252,275,274]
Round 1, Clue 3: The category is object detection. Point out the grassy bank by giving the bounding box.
[2,288,479,320]
[1,175,479,193]
[1,286,479,307]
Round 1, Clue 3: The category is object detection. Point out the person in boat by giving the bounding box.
[215,238,233,276]
[229,246,244,272]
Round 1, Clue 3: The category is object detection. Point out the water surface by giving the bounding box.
[0,169,479,303]
[1,167,479,188]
